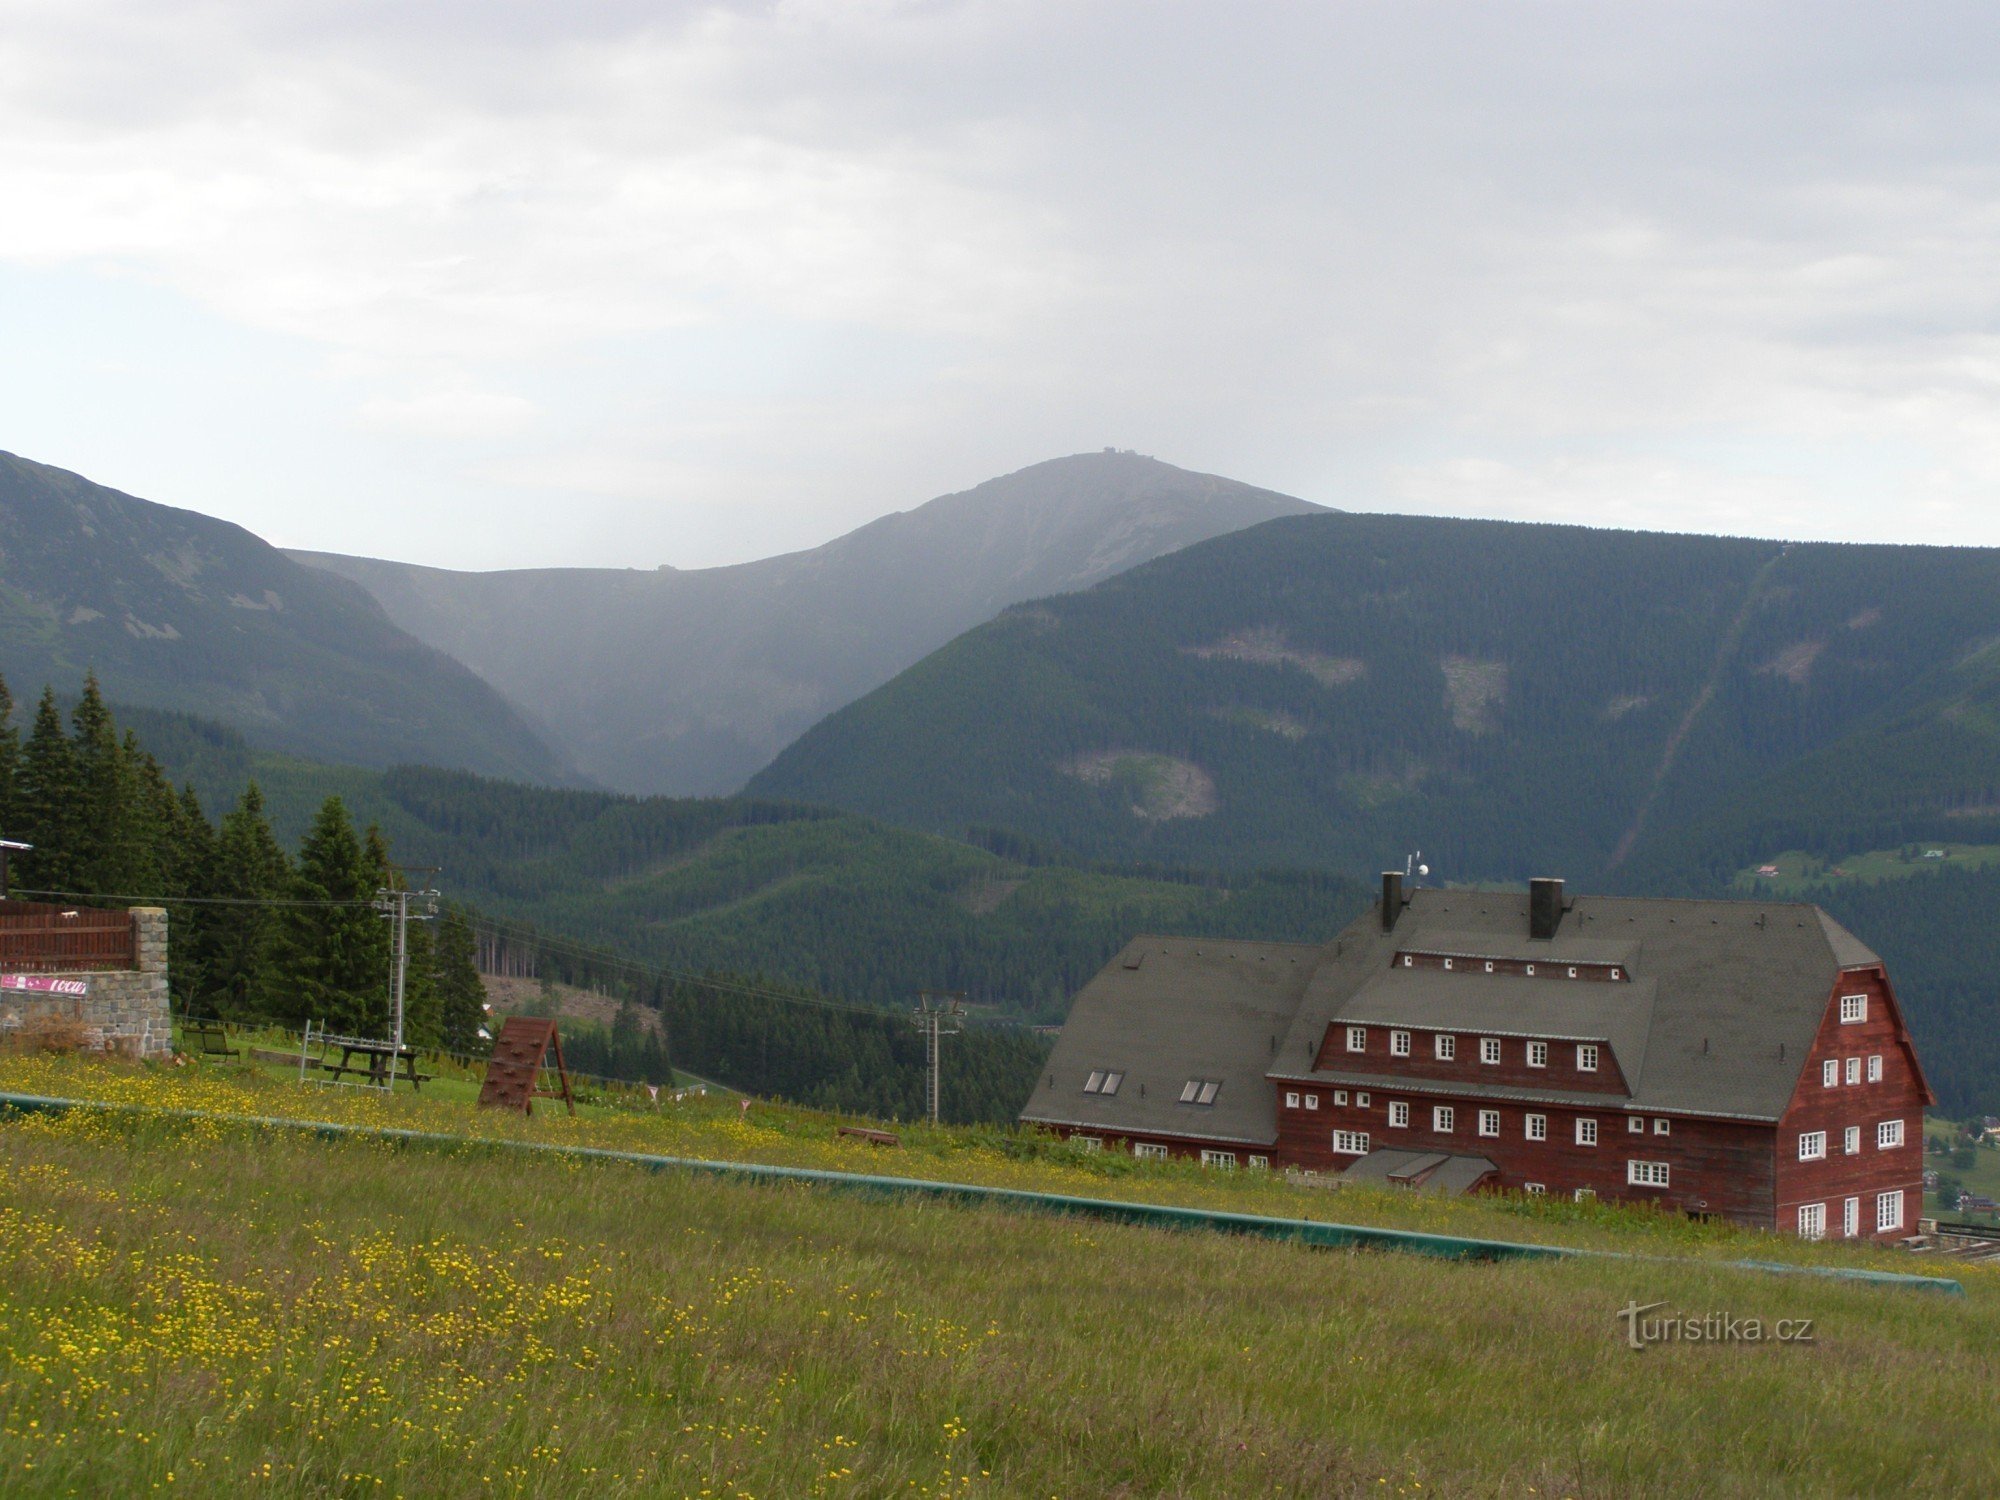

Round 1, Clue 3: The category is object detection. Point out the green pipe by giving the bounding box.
[0,1090,1963,1294]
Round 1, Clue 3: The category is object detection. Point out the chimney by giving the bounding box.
[1381,871,1405,932]
[1529,878,1565,941]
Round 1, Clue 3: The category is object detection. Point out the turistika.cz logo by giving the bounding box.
[1615,1300,1816,1351]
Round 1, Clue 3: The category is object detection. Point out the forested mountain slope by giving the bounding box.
[125,708,1371,1021]
[751,512,2000,887]
[0,452,574,782]
[116,703,2000,1114]
[293,452,1322,795]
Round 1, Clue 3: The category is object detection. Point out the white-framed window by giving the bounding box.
[1443,958,1453,970]
[1653,1118,1671,1136]
[1574,1188,1596,1203]
[1133,1142,1168,1161]
[1840,994,1867,1024]
[1304,1093,1319,1110]
[1390,1030,1411,1057]
[1248,1155,1270,1169]
[1867,1055,1883,1083]
[1845,1057,1861,1086]
[1628,1116,1645,1134]
[1576,1118,1598,1146]
[1627,1160,1670,1188]
[1876,1190,1904,1232]
[1333,1091,1348,1106]
[1333,1129,1370,1155]
[1577,1044,1599,1073]
[1388,1101,1410,1129]
[1201,1149,1237,1169]
[1822,1060,1838,1088]
[1526,1113,1547,1142]
[1798,1202,1826,1240]
[1180,1079,1221,1105]
[1402,955,1413,967]
[1435,1034,1456,1061]
[1527,1041,1549,1069]
[1356,1092,1370,1107]
[1433,1106,1455,1133]
[1070,1134,1104,1151]
[1347,1025,1367,1053]
[1610,968,1622,981]
[1285,1091,1300,1108]
[1484,961,1494,973]
[1844,1197,1859,1238]
[1844,1126,1861,1155]
[1524,1182,1546,1195]
[1799,1130,1827,1161]
[1477,1108,1500,1138]
[1480,1037,1501,1065]
[1567,966,1579,980]
[1525,964,1536,977]
[1877,1119,1905,1150]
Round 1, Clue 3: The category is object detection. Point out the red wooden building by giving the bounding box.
[1019,875,1932,1240]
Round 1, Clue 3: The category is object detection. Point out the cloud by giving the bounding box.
[5,2,2000,564]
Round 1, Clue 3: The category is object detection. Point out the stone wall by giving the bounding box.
[0,908,171,1058]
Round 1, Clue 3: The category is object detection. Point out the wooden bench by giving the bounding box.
[837,1125,901,1148]
[182,1019,237,1059]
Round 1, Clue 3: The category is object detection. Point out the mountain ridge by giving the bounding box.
[291,451,1326,794]
[0,451,576,782]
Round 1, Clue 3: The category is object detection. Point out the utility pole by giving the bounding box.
[375,868,440,1090]
[911,989,965,1125]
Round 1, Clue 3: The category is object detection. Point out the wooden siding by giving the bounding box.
[0,902,137,973]
[1275,1091,1778,1227]
[1313,1023,1631,1098]
[1773,967,1931,1243]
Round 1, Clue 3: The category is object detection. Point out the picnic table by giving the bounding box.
[315,1035,433,1091]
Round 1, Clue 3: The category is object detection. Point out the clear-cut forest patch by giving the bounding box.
[1440,655,1508,732]
[1182,626,1366,687]
[1061,750,1219,820]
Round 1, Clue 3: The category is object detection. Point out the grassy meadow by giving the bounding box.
[1,1056,1996,1496]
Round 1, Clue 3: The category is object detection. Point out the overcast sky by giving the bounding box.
[4,2,1999,569]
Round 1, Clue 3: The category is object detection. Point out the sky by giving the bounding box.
[4,1,2000,570]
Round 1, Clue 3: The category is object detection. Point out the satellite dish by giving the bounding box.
[1418,864,1430,877]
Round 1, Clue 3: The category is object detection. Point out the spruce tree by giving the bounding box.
[431,910,489,1055]
[203,783,290,1020]
[0,674,19,841]
[16,688,80,895]
[67,673,139,895]
[275,796,387,1033]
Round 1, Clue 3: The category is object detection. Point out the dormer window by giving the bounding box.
[1610,968,1621,981]
[1435,1034,1455,1061]
[1390,1030,1412,1057]
[1179,1079,1221,1106]
[1840,994,1867,1024]
[1527,1041,1548,1068]
[1346,1025,1367,1052]
[1480,1037,1501,1065]
[1577,1044,1599,1073]
[1083,1070,1123,1096]
[1525,964,1536,976]
[1443,958,1453,970]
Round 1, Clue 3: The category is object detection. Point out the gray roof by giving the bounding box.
[1326,967,1658,1086]
[1279,889,1886,1122]
[1019,934,1321,1146]
[1339,1149,1498,1195]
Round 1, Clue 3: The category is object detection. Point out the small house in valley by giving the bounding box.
[1020,875,1931,1241]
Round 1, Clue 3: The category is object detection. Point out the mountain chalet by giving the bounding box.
[1021,876,1931,1240]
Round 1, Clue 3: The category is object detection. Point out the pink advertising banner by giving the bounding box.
[0,974,89,997]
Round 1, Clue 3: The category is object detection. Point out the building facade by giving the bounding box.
[0,902,171,1058]
[1020,877,1931,1240]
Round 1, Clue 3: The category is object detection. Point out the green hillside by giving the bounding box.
[0,452,573,782]
[122,707,1372,1022]
[750,511,2000,887]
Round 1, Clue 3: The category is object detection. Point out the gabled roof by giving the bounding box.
[1279,889,1882,1121]
[1019,934,1321,1146]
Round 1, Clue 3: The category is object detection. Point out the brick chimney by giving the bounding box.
[1529,878,1565,941]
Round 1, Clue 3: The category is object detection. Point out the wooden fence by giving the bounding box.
[0,902,137,973]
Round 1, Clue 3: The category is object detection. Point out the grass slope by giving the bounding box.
[750,512,2000,886]
[1,1058,1996,1498]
